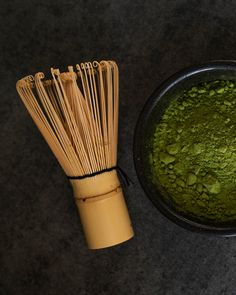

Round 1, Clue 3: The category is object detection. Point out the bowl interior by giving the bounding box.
[134,61,236,234]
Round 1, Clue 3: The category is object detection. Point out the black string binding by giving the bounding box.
[67,166,132,187]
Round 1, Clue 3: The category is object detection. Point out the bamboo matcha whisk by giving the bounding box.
[16,60,134,249]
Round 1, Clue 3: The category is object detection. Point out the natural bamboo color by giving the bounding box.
[16,60,134,249]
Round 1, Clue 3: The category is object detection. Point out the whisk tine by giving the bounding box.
[96,62,109,167]
[111,61,119,164]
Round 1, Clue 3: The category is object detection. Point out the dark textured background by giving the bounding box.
[1,0,236,294]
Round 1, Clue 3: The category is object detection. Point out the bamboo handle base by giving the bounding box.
[70,171,134,249]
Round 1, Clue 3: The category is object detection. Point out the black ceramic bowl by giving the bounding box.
[134,60,236,236]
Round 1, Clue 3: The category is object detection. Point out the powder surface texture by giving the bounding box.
[150,80,236,222]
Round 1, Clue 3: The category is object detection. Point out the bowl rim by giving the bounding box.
[133,60,236,236]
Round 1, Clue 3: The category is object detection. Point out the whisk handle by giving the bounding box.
[70,171,134,249]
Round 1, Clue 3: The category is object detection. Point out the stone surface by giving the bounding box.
[1,0,236,294]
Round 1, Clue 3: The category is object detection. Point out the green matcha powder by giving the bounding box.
[150,80,236,222]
